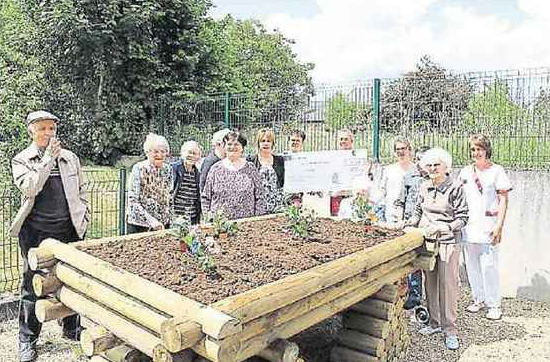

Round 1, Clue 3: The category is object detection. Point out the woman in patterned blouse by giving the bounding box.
[248,128,285,213]
[201,131,266,220]
[127,133,173,234]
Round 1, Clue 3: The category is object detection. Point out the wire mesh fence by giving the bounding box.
[0,169,126,293]
[1,66,549,293]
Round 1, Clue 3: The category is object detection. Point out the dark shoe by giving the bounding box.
[62,327,81,341]
[404,295,421,310]
[19,340,37,362]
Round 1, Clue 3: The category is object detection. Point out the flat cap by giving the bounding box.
[26,111,60,126]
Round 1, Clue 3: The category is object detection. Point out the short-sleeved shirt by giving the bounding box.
[459,164,512,243]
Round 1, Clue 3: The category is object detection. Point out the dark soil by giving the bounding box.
[81,216,402,305]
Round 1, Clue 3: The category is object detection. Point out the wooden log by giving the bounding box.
[337,329,385,357]
[212,231,423,322]
[40,238,241,340]
[35,298,75,323]
[104,344,143,362]
[350,299,395,321]
[80,316,98,329]
[371,284,400,303]
[194,265,414,362]
[58,286,161,357]
[330,346,378,362]
[163,251,417,353]
[256,339,300,362]
[80,325,121,357]
[152,345,195,362]
[90,356,111,362]
[412,255,436,271]
[55,262,168,334]
[32,272,62,297]
[28,241,57,270]
[343,311,390,338]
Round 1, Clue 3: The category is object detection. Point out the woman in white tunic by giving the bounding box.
[459,134,512,320]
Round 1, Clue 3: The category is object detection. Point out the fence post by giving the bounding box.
[224,92,230,128]
[372,78,381,162]
[118,168,127,235]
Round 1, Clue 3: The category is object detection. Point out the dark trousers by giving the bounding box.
[18,223,81,343]
[126,223,171,235]
[408,270,423,298]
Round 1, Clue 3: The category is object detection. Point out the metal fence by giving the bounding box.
[152,67,549,170]
[0,169,127,293]
[1,66,549,293]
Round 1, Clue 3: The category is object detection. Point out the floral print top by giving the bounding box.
[201,161,266,220]
[127,160,173,228]
[259,165,284,213]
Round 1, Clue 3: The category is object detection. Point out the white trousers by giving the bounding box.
[464,243,501,308]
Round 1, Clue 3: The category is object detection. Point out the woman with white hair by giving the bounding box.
[172,141,202,224]
[403,147,468,350]
[127,133,173,234]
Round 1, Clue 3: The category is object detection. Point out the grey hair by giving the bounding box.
[211,128,231,146]
[143,133,170,154]
[180,140,201,158]
[337,128,353,140]
[420,148,452,172]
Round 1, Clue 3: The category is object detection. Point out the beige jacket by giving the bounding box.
[10,143,89,238]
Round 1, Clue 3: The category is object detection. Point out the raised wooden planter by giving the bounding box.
[28,215,434,362]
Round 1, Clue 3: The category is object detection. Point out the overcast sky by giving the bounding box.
[210,0,549,83]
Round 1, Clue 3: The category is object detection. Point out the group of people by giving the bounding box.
[10,109,510,361]
[125,127,301,233]
[366,136,511,351]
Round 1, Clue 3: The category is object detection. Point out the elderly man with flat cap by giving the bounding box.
[10,111,89,361]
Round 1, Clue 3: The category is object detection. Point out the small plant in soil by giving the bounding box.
[284,204,320,241]
[351,196,386,236]
[210,209,238,238]
[171,216,217,274]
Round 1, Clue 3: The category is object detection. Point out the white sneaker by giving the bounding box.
[418,325,442,335]
[486,307,502,320]
[466,301,485,313]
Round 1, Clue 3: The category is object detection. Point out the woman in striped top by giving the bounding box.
[172,141,202,224]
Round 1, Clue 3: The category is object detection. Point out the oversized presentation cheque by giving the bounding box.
[283,149,370,193]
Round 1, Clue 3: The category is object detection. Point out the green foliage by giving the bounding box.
[31,0,215,164]
[210,209,238,237]
[0,0,46,179]
[172,215,217,273]
[325,93,369,132]
[351,195,376,225]
[463,81,528,133]
[201,16,315,128]
[284,205,317,239]
[381,55,473,132]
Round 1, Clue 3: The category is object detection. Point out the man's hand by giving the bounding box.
[490,226,503,245]
[374,220,404,230]
[45,137,61,159]
[153,224,164,231]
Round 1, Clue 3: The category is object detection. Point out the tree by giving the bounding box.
[325,93,369,132]
[34,0,216,164]
[463,81,528,134]
[0,0,46,179]
[380,55,473,132]
[200,16,315,128]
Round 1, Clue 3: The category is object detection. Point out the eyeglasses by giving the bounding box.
[395,147,408,151]
[425,163,441,168]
